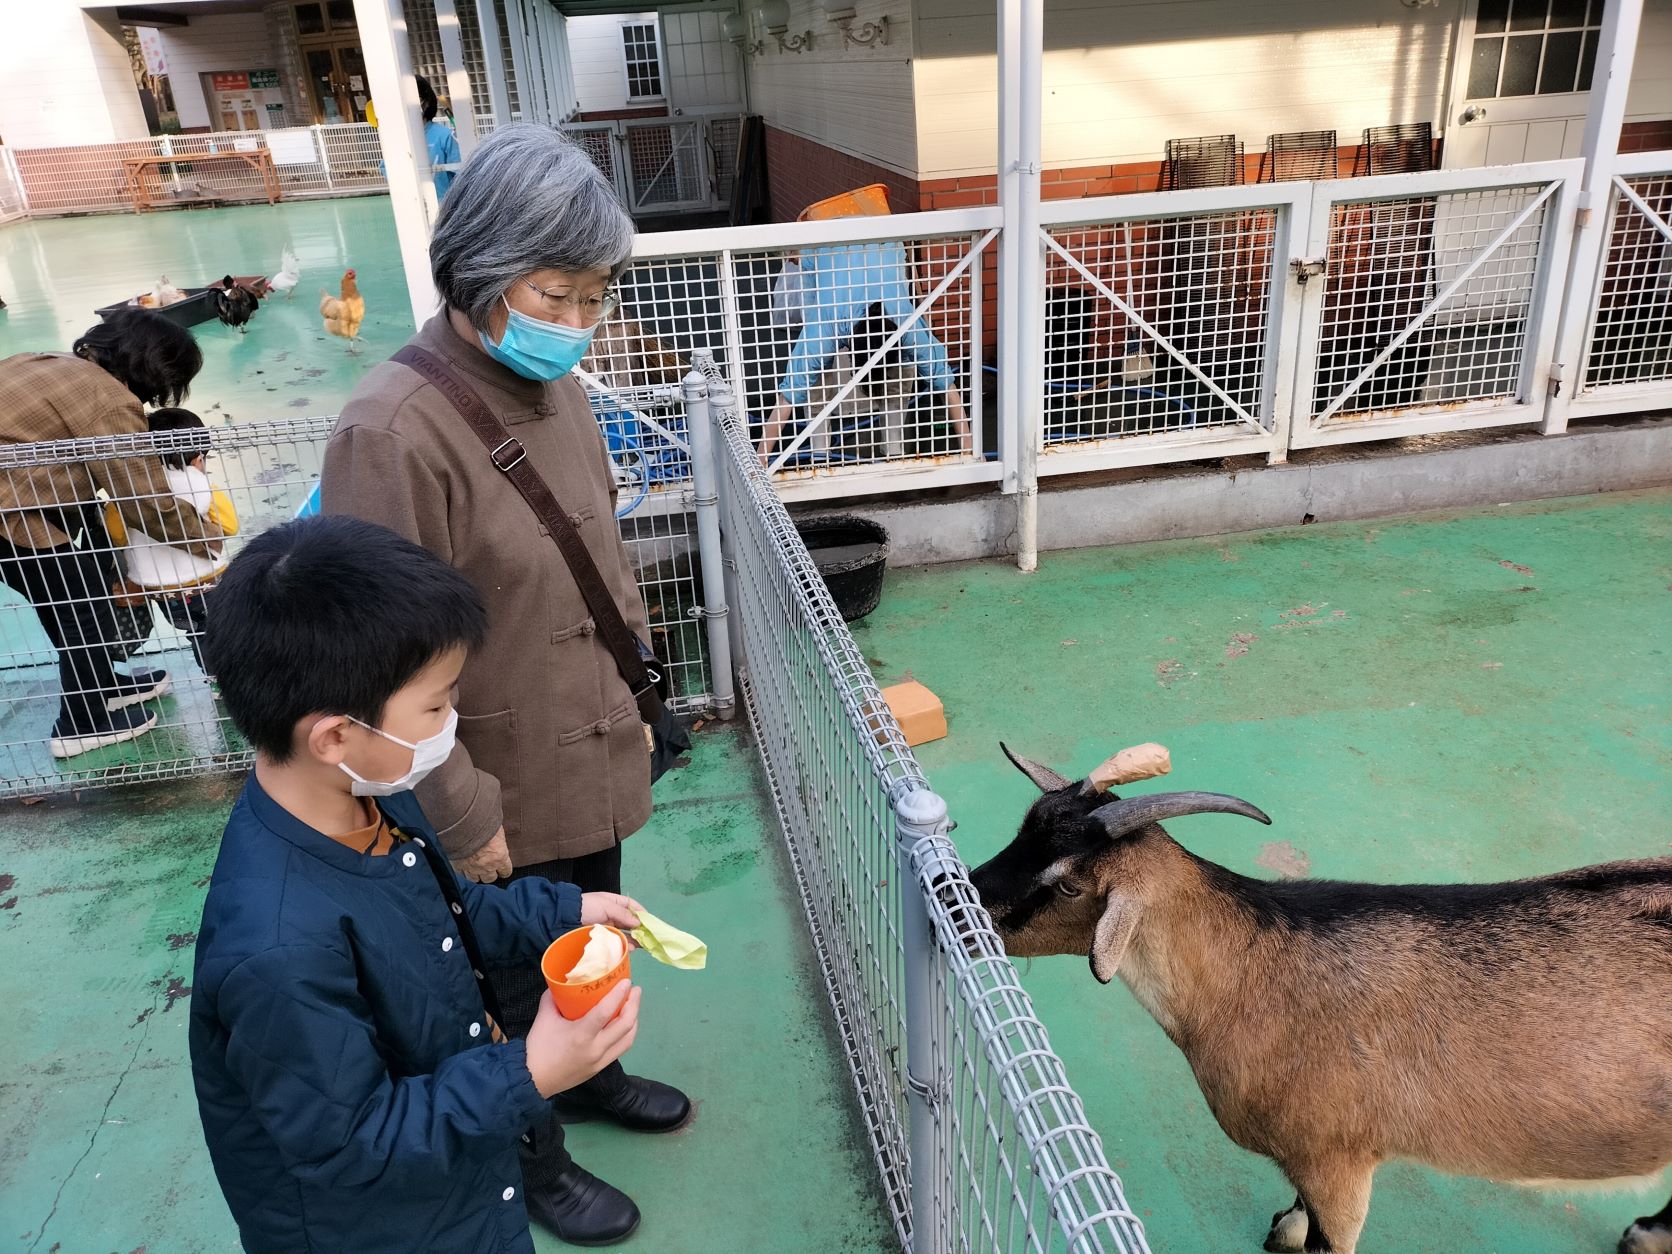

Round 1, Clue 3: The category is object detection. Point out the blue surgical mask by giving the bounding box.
[479,298,599,381]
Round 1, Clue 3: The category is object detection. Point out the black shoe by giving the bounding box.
[524,1162,640,1247]
[554,1072,692,1133]
[105,667,171,712]
[49,704,158,759]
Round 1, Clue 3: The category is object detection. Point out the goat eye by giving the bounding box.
[1056,880,1082,898]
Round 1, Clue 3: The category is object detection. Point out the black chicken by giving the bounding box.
[214,276,259,334]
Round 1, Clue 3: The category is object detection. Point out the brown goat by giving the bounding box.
[969,743,1672,1254]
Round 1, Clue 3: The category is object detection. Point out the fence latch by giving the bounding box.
[1547,361,1566,398]
[1289,257,1327,285]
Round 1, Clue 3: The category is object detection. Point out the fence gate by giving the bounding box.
[562,116,736,218]
[1289,159,1581,447]
[1560,152,1672,423]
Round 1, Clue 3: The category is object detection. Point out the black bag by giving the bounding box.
[392,346,693,783]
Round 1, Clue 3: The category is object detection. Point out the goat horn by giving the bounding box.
[1091,791,1272,841]
[999,742,1074,792]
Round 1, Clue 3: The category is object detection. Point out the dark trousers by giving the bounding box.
[490,842,623,1190]
[0,537,123,726]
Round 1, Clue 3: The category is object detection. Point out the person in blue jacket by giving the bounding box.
[188,514,646,1252]
[417,75,461,199]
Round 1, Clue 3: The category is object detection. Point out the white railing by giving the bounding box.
[3,124,388,217]
[593,150,1668,504]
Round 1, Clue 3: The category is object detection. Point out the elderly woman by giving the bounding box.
[321,125,686,1247]
[0,310,223,757]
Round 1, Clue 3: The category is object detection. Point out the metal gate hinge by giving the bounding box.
[1547,361,1566,398]
[1289,257,1326,285]
[1575,189,1593,230]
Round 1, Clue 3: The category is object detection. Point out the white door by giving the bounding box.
[1443,0,1604,168]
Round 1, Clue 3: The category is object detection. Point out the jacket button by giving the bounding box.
[593,721,610,736]
[402,852,417,868]
[442,937,454,953]
[502,1186,516,1202]
[581,621,596,635]
[469,1022,482,1038]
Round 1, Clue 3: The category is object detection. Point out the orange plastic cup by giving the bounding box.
[541,926,631,1020]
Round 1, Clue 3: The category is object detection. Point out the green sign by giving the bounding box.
[249,69,280,89]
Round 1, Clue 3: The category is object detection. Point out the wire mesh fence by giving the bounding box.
[6,125,390,217]
[0,150,27,226]
[0,405,715,798]
[1310,179,1558,424]
[704,358,1149,1252]
[1580,170,1672,393]
[1041,210,1278,444]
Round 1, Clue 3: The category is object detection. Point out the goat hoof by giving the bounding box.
[1620,1219,1672,1254]
[1263,1201,1307,1253]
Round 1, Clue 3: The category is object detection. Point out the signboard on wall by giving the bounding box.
[211,72,251,92]
[249,69,281,89]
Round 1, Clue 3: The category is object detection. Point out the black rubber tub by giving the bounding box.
[96,287,220,329]
[795,514,890,623]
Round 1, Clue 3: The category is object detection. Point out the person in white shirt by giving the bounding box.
[106,407,238,672]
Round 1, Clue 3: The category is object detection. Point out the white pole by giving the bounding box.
[997,0,1021,497]
[1542,0,1642,435]
[1011,0,1044,572]
[475,0,512,128]
[354,0,440,328]
[433,0,479,155]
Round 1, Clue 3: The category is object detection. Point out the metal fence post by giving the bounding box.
[684,355,737,720]
[315,126,336,191]
[705,373,748,688]
[896,786,952,1251]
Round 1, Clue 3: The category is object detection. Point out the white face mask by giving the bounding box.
[339,708,458,797]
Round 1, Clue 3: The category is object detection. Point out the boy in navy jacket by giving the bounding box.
[189,515,644,1252]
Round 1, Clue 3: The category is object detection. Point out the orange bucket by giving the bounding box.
[797,183,891,222]
[541,926,631,1020]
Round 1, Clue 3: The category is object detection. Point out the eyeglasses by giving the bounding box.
[519,280,620,324]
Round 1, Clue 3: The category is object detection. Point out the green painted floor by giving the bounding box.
[0,197,411,422]
[852,488,1672,1254]
[0,731,892,1254]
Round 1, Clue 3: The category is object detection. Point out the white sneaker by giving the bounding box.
[49,706,159,759]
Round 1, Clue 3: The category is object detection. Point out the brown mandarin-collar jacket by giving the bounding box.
[322,314,652,864]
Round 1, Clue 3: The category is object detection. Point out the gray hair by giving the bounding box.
[430,124,634,330]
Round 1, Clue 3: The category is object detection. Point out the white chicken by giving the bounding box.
[139,276,189,309]
[268,249,301,299]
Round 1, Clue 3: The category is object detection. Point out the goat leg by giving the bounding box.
[1263,1196,1307,1253]
[1620,1195,1672,1254]
[1274,1161,1374,1254]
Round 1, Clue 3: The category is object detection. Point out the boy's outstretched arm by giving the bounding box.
[457,872,642,968]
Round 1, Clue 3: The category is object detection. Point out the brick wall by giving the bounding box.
[1621,119,1672,153]
[763,125,920,223]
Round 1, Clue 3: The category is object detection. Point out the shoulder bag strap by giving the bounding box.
[390,345,664,725]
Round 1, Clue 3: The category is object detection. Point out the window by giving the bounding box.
[621,22,663,101]
[1466,0,1601,99]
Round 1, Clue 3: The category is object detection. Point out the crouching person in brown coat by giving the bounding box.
[320,123,688,1247]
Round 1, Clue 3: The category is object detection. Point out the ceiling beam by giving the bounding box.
[116,7,191,26]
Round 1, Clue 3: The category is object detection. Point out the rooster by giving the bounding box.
[268,248,300,299]
[320,268,365,354]
[214,275,259,334]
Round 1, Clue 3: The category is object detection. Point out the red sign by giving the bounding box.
[210,72,250,93]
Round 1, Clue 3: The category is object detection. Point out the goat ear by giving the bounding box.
[1000,742,1073,793]
[1089,892,1141,985]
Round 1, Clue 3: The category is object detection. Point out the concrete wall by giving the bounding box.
[0,5,148,146]
[747,0,916,178]
[839,420,1672,567]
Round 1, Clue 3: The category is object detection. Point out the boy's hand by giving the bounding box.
[455,827,512,883]
[580,892,643,936]
[525,984,641,1098]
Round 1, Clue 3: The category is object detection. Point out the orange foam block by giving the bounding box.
[881,681,948,747]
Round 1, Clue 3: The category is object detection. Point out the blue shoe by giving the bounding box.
[105,667,171,712]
